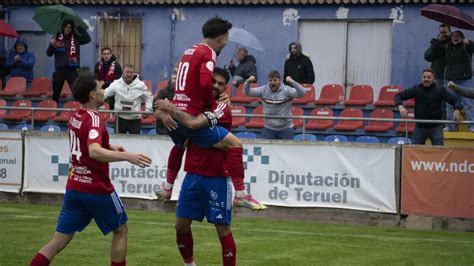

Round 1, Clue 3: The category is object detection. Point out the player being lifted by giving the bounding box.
[30,73,152,266]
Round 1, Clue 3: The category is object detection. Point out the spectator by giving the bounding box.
[444,30,474,132]
[284,42,315,85]
[0,53,10,89]
[104,64,153,134]
[424,24,451,85]
[244,70,306,139]
[448,81,474,99]
[229,47,257,96]
[94,47,122,110]
[6,37,35,85]
[47,19,91,102]
[395,69,462,145]
[154,71,177,135]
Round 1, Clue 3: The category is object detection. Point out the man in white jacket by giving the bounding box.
[104,64,153,134]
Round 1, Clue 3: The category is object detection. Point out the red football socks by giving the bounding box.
[30,253,50,266]
[110,261,126,266]
[220,233,237,266]
[177,230,194,263]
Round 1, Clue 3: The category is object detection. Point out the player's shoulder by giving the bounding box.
[196,44,216,61]
[83,109,102,127]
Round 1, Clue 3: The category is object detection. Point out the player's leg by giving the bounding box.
[175,218,195,266]
[158,145,186,200]
[111,224,128,266]
[31,232,74,265]
[212,131,242,150]
[215,224,236,266]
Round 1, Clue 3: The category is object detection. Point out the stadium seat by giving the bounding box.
[405,98,415,107]
[40,124,61,132]
[245,106,264,128]
[235,131,257,139]
[387,137,412,144]
[292,106,304,128]
[14,124,33,131]
[141,105,156,125]
[144,80,153,91]
[99,103,111,122]
[22,77,51,97]
[355,136,380,143]
[294,133,317,141]
[231,106,246,127]
[314,84,344,105]
[3,100,32,121]
[53,101,81,123]
[374,85,401,107]
[154,80,169,97]
[324,135,348,142]
[0,123,8,130]
[292,84,315,105]
[232,83,260,103]
[364,109,394,132]
[148,128,157,135]
[306,107,333,130]
[31,100,57,122]
[106,126,115,134]
[344,85,373,106]
[333,108,364,131]
[47,81,72,98]
[0,99,7,119]
[0,77,27,97]
[396,112,415,134]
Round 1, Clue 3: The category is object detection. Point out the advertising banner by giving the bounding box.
[0,132,23,193]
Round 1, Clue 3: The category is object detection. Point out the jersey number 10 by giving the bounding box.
[176,62,190,91]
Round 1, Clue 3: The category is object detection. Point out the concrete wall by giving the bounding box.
[3,4,474,91]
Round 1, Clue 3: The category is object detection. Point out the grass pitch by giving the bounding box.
[0,203,473,265]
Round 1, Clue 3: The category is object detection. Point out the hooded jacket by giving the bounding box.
[229,54,258,81]
[94,55,123,88]
[104,74,153,120]
[424,38,450,80]
[6,38,35,82]
[284,42,315,85]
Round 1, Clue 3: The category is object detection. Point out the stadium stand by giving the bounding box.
[236,131,257,139]
[232,83,259,104]
[292,106,304,128]
[40,124,61,132]
[14,124,33,131]
[0,123,8,130]
[245,106,264,128]
[22,77,51,98]
[387,137,412,144]
[231,106,246,127]
[333,108,364,131]
[344,85,373,106]
[0,77,26,97]
[292,84,315,105]
[314,84,343,105]
[355,136,380,143]
[396,112,415,134]
[53,101,81,123]
[3,99,32,121]
[374,85,401,107]
[306,107,333,130]
[46,81,72,99]
[294,133,317,141]
[30,100,57,122]
[364,109,394,132]
[325,135,348,142]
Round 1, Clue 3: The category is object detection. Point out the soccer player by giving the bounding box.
[156,68,266,210]
[30,73,152,266]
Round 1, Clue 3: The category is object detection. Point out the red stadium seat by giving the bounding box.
[333,108,364,131]
[374,85,401,107]
[232,83,260,103]
[344,85,373,106]
[0,77,26,97]
[396,112,415,133]
[98,102,111,122]
[47,81,72,98]
[231,106,246,127]
[245,106,264,128]
[0,99,7,119]
[292,106,304,128]
[53,101,81,123]
[141,105,156,125]
[31,100,57,122]
[144,80,153,91]
[292,84,315,105]
[306,107,333,130]
[3,99,32,121]
[364,109,394,132]
[22,77,51,97]
[154,80,169,97]
[314,84,344,105]
[405,98,415,107]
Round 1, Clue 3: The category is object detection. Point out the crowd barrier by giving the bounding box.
[0,131,472,218]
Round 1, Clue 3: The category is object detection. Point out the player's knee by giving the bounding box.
[175,222,191,234]
[215,224,232,238]
[113,224,128,238]
[51,233,73,251]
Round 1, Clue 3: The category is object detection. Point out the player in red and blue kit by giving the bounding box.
[30,73,152,266]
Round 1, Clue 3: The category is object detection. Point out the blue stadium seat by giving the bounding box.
[294,134,317,141]
[40,125,61,132]
[324,135,348,142]
[355,136,379,143]
[387,137,412,144]
[14,124,33,131]
[235,131,257,139]
[106,126,115,134]
[148,129,157,135]
[0,123,8,130]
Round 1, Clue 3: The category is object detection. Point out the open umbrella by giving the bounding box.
[229,27,264,52]
[421,4,474,31]
[0,20,20,38]
[33,5,91,44]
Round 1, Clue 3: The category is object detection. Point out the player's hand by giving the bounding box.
[453,110,463,122]
[159,188,172,201]
[463,38,470,45]
[14,55,21,62]
[155,111,177,131]
[218,93,232,107]
[126,153,152,168]
[398,106,408,117]
[110,144,126,152]
[154,99,176,113]
[246,76,256,83]
[285,76,295,84]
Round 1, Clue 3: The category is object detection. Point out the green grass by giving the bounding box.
[0,203,473,266]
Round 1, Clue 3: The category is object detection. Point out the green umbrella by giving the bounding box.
[33,5,91,44]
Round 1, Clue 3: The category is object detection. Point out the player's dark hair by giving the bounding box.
[214,67,230,84]
[72,72,98,104]
[202,16,232,39]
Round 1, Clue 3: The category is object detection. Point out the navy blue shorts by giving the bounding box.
[56,189,127,235]
[169,122,229,149]
[176,173,233,225]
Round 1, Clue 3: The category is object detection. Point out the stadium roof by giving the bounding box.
[3,0,473,5]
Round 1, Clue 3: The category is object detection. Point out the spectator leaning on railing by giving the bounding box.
[104,64,153,134]
[395,68,462,146]
[244,70,306,140]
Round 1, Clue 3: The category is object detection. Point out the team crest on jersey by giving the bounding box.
[210,190,218,200]
[206,61,214,72]
[89,129,99,140]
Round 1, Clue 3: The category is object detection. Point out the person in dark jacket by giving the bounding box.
[284,42,315,85]
[154,71,176,135]
[47,19,91,102]
[395,69,462,145]
[6,38,36,85]
[229,47,257,96]
[424,24,451,85]
[94,47,122,110]
[0,53,10,88]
